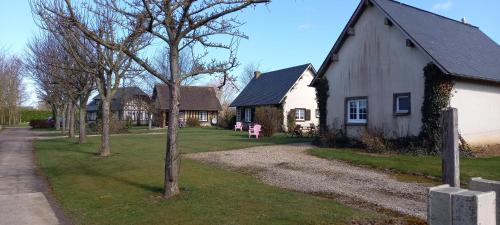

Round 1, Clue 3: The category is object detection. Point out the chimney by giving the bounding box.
[461,17,468,24]
[254,71,262,79]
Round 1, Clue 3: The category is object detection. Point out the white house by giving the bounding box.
[231,64,319,130]
[312,0,500,146]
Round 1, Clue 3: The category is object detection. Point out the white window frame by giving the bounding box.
[346,98,367,124]
[295,108,305,121]
[199,111,208,122]
[394,93,411,115]
[244,108,252,123]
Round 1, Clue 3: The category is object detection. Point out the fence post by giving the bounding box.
[441,107,460,187]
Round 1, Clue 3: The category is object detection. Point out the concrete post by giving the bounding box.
[452,190,496,225]
[441,108,460,187]
[428,184,467,225]
[470,177,500,225]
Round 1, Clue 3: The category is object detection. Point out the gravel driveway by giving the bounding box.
[186,143,429,219]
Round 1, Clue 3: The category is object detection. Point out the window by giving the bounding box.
[346,98,367,124]
[295,109,305,121]
[199,111,208,122]
[244,108,252,122]
[394,93,411,115]
[315,109,320,118]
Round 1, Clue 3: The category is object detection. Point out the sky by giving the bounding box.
[1,0,500,107]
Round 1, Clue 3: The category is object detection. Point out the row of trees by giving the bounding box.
[0,52,24,126]
[30,0,269,199]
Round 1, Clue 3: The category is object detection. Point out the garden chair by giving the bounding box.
[234,122,243,131]
[249,124,262,139]
[178,119,185,128]
[291,124,303,137]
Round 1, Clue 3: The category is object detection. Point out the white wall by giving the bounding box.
[283,68,319,129]
[450,81,500,145]
[324,6,431,138]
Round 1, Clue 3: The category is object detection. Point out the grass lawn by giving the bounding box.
[310,148,500,183]
[35,128,381,225]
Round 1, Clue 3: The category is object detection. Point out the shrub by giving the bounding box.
[359,129,390,153]
[313,128,350,148]
[459,134,474,157]
[125,116,133,129]
[389,136,427,155]
[286,110,296,134]
[186,117,200,127]
[95,120,128,134]
[22,109,52,122]
[219,110,236,129]
[254,106,281,137]
[29,119,55,129]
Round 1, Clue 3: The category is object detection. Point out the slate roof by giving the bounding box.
[315,0,500,83]
[230,64,314,107]
[87,87,149,112]
[153,84,222,111]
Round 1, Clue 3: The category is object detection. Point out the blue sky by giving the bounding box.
[1,0,500,106]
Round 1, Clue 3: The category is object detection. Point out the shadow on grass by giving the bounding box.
[48,159,165,194]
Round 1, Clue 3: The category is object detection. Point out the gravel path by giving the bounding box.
[186,143,429,219]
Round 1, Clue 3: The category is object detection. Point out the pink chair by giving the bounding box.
[234,122,243,131]
[249,124,262,139]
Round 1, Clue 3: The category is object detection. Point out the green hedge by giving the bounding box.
[21,109,52,122]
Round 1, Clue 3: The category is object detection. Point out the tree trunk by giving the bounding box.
[79,99,88,144]
[54,107,60,131]
[65,103,71,132]
[61,104,67,134]
[164,47,181,199]
[164,83,181,198]
[148,113,152,130]
[100,99,111,156]
[68,103,75,138]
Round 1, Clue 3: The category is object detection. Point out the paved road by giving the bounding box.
[0,128,60,225]
[187,143,430,219]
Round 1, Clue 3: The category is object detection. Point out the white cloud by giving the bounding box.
[432,0,453,11]
[297,23,311,31]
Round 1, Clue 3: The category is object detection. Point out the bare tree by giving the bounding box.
[239,62,262,89]
[32,3,143,153]
[42,22,96,143]
[208,75,239,117]
[35,0,269,198]
[0,52,24,125]
[25,34,79,136]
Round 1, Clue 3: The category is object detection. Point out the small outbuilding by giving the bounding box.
[152,84,222,127]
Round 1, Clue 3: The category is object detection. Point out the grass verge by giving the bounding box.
[309,148,500,184]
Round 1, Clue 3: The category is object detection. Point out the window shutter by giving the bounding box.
[305,109,311,121]
[240,108,245,122]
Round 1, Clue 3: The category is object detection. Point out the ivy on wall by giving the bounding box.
[419,63,454,154]
[314,77,329,134]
